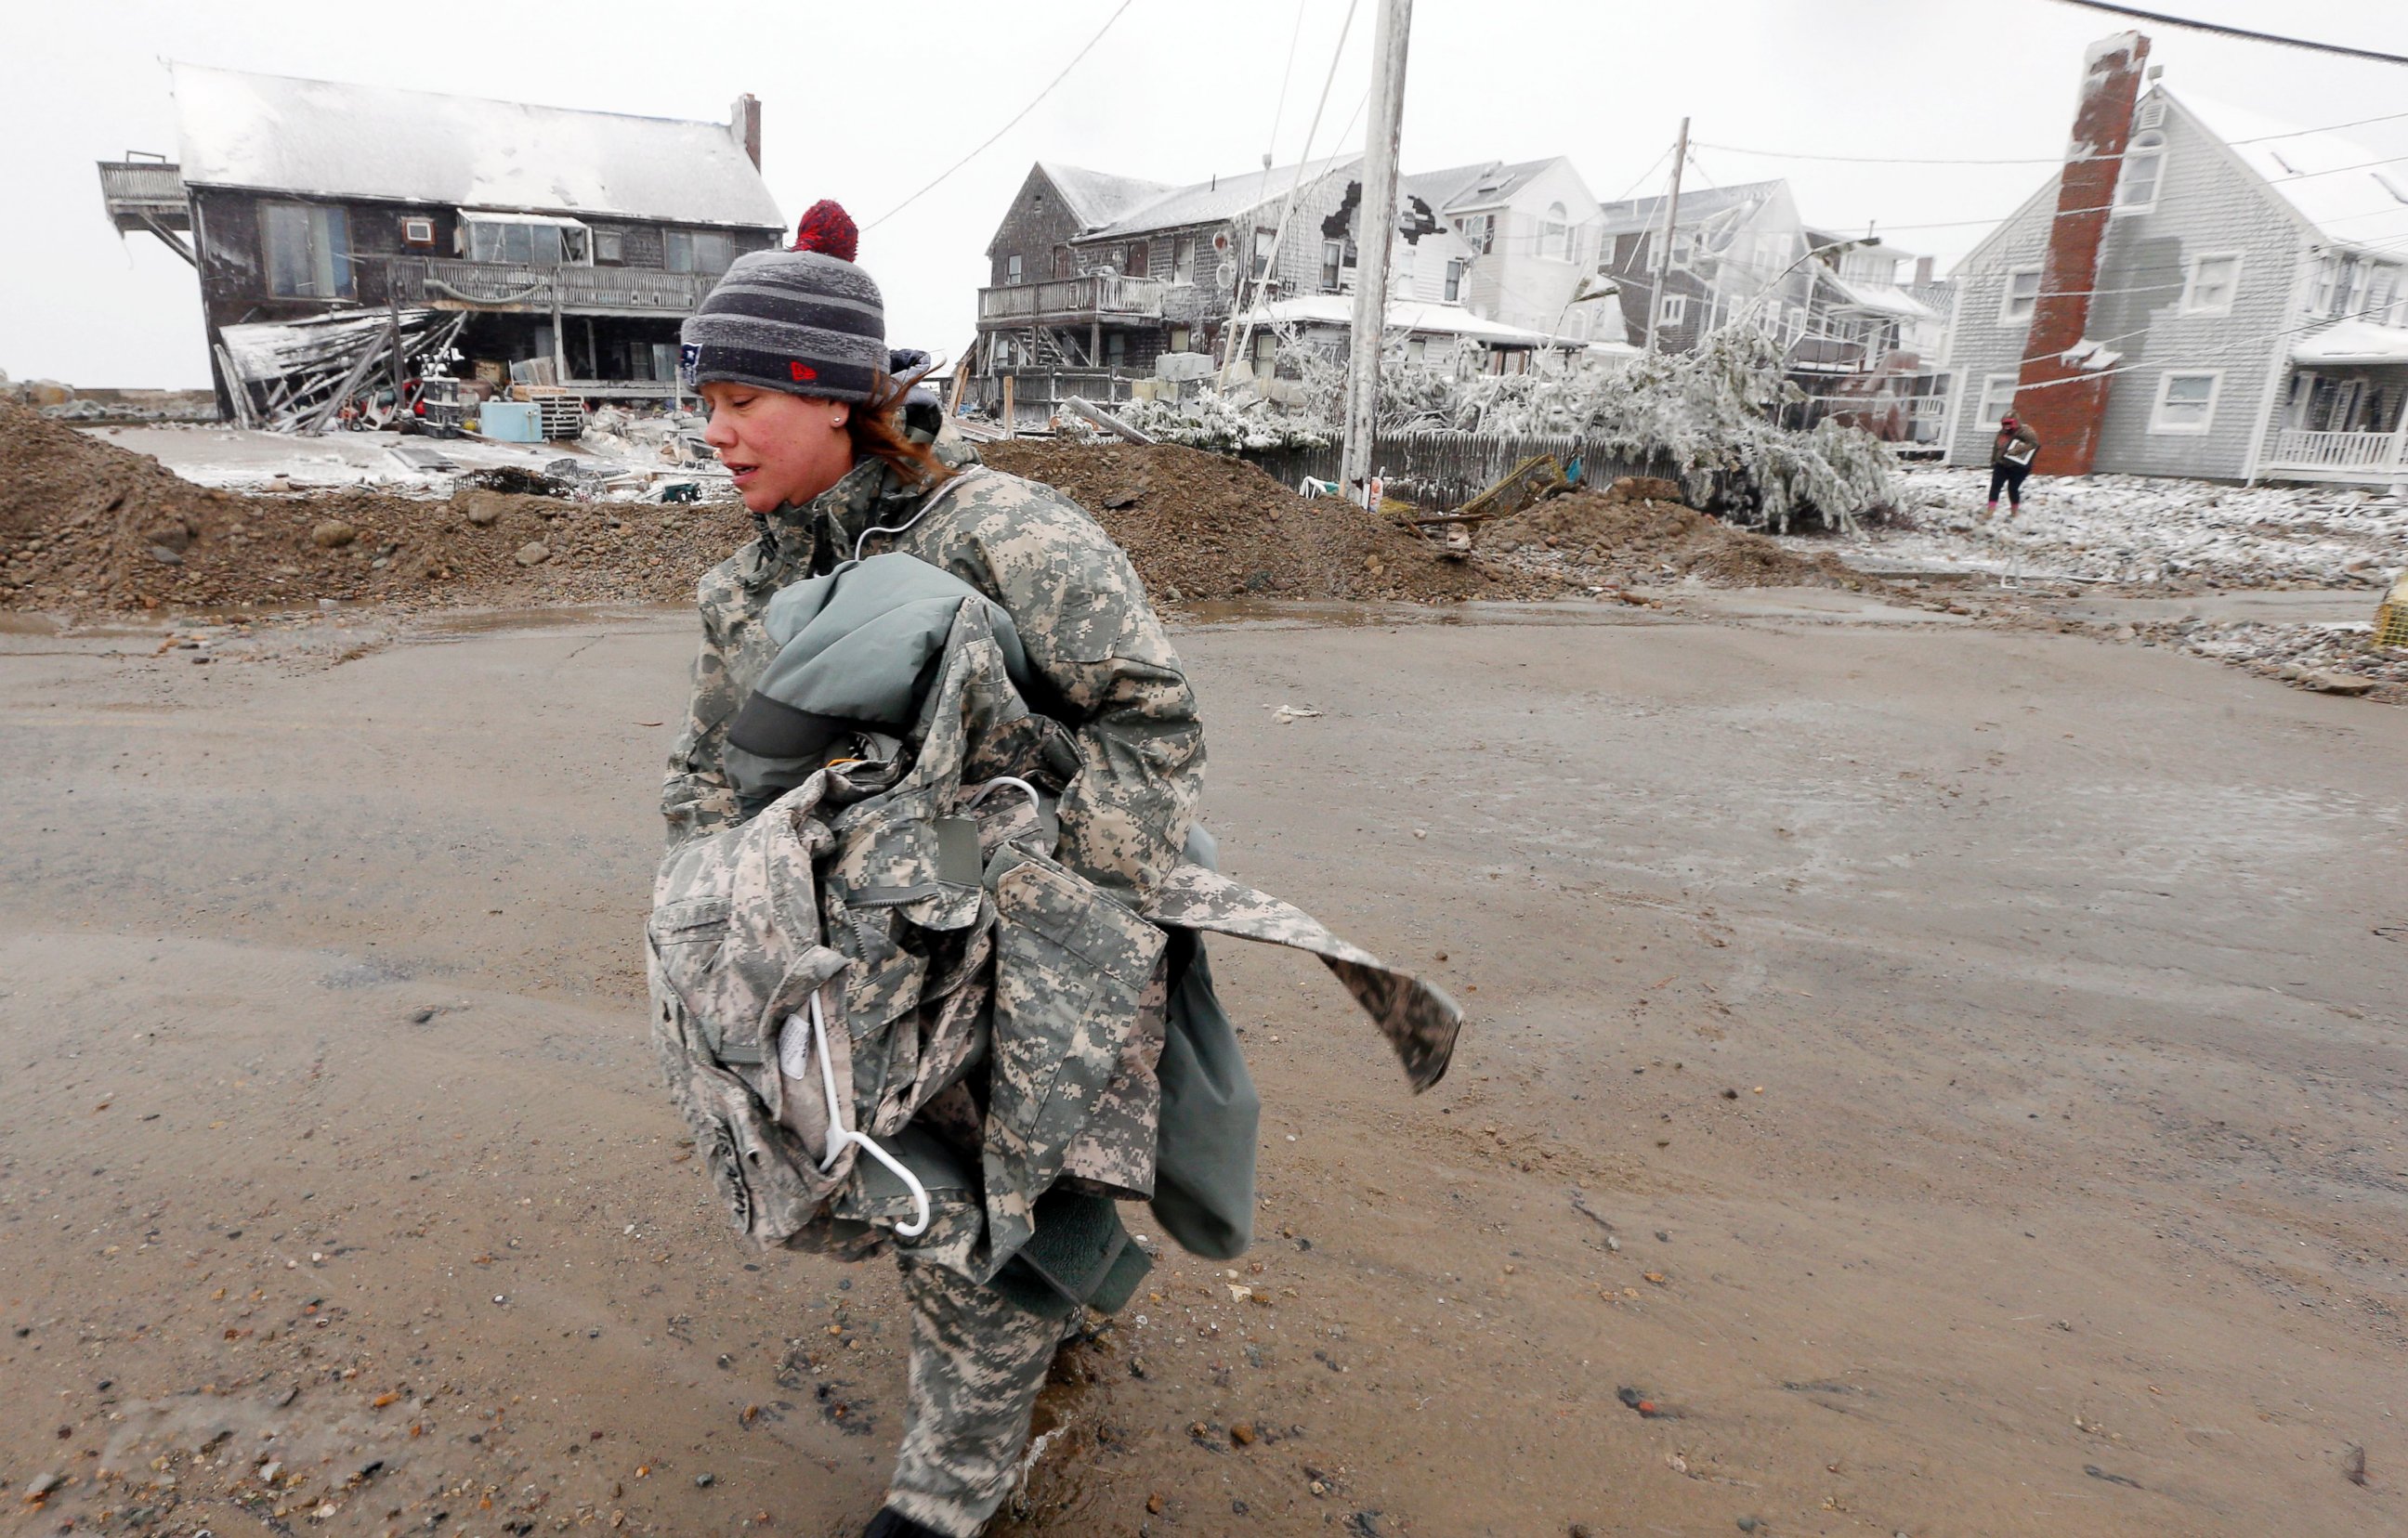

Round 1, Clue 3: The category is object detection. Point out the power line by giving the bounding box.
[1695,140,2059,167]
[2048,2,2408,67]
[865,0,1138,231]
[1263,0,1311,168]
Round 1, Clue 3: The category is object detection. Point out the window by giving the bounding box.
[1670,228,1696,265]
[663,228,730,274]
[2115,132,2166,214]
[2310,254,2340,315]
[1169,325,1191,353]
[1444,257,1465,303]
[263,202,354,299]
[1321,239,1344,293]
[2368,265,2399,321]
[1127,241,1148,278]
[1657,293,1687,326]
[2180,253,2242,315]
[1104,332,1126,369]
[400,216,435,247]
[1459,214,1494,255]
[1053,246,1072,280]
[2151,370,2222,434]
[1541,202,1570,262]
[472,218,591,267]
[1975,373,2021,430]
[1252,228,1277,281]
[1172,236,1196,284]
[593,228,623,264]
[1006,253,1023,286]
[1251,330,1276,379]
[2341,259,2371,318]
[1999,266,2042,324]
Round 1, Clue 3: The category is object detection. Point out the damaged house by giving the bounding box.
[973,154,1585,424]
[97,65,783,424]
[1944,34,2408,485]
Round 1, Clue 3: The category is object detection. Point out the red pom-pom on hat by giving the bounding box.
[791,201,859,263]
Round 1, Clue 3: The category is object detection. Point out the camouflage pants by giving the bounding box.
[883,1251,1077,1537]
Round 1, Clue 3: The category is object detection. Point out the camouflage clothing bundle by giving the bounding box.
[652,454,1460,1288]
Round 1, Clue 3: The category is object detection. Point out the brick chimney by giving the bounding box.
[1914,254,1934,285]
[2012,31,2150,475]
[731,93,762,170]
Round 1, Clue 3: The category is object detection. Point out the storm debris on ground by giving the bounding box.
[1477,476,1876,592]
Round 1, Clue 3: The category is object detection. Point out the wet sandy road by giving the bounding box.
[1,593,2402,1537]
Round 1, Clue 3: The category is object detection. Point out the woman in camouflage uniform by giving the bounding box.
[661,203,1204,1538]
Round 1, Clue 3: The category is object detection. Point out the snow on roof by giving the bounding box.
[1819,272,1939,320]
[2291,318,2408,365]
[171,63,784,228]
[1080,154,1361,240]
[1402,158,1559,212]
[1595,179,1786,238]
[1039,162,1178,231]
[2171,88,2408,254]
[1237,293,1565,347]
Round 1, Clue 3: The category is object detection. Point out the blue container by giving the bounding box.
[479,401,542,443]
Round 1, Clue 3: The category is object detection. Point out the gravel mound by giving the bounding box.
[1478,478,1873,590]
[3,411,1561,614]
[980,440,1564,603]
[0,402,750,612]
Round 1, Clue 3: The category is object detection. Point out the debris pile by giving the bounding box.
[1852,465,2408,590]
[979,440,1566,603]
[1476,477,1874,590]
[216,309,467,432]
[2110,614,2405,701]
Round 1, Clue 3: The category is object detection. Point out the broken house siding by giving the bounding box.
[1946,97,2305,480]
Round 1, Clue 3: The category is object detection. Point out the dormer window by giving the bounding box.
[2115,132,2166,214]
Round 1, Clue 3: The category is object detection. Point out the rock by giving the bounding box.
[149,545,185,566]
[457,490,510,527]
[311,521,357,550]
[693,1472,715,1488]
[2303,671,2375,696]
[515,541,552,567]
[1230,1421,1256,1446]
[25,1472,64,1498]
[144,521,193,553]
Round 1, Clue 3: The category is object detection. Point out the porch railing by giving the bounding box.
[387,257,716,315]
[2263,427,2403,472]
[977,274,1167,324]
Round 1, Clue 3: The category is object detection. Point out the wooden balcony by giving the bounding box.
[97,161,190,232]
[386,257,717,317]
[976,274,1166,327]
[2259,427,2408,484]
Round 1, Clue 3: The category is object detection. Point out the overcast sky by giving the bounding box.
[7,0,2407,387]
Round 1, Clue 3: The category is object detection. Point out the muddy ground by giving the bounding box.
[2,592,2403,1538]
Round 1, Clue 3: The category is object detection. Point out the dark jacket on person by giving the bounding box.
[1992,420,2041,468]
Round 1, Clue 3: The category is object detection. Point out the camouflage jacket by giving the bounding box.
[650,594,1463,1285]
[663,447,1203,909]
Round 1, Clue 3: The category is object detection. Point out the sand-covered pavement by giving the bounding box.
[2,593,2402,1537]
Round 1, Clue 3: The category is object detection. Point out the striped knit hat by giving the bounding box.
[679,204,884,402]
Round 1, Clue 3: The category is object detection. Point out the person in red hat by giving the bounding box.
[1988,408,2041,518]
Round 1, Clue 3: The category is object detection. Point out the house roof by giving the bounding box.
[2171,89,2408,254]
[1818,271,1940,320]
[1595,179,1786,238]
[1038,162,1178,231]
[1237,293,1569,347]
[1402,158,1560,213]
[170,63,785,228]
[1078,154,1361,240]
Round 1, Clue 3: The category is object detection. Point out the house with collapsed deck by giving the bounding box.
[98,65,784,422]
[1943,41,2408,486]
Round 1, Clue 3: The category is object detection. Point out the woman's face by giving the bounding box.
[699,384,855,514]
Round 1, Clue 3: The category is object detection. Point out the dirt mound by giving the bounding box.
[0,409,1563,616]
[1479,483,1873,590]
[981,439,1563,603]
[0,402,752,613]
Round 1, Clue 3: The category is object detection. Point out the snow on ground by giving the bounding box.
[1803,465,2408,590]
[82,421,729,502]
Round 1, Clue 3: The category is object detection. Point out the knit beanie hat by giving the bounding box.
[680,201,883,402]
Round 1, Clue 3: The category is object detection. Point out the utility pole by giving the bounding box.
[1341,0,1412,504]
[1643,116,1689,354]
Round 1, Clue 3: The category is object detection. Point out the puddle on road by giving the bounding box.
[400,603,688,642]
[1178,597,1649,630]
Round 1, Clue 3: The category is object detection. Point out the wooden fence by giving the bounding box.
[1239,431,1681,510]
